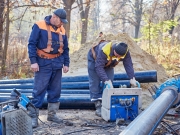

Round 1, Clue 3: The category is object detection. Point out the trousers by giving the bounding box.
[32,64,62,108]
[88,60,114,100]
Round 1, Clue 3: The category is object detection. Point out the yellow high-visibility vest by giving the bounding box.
[102,42,121,61]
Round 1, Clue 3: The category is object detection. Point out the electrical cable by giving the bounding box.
[33,127,52,135]
[125,104,128,120]
[174,127,180,132]
[163,120,180,132]
[62,123,116,135]
[129,108,137,119]
[62,128,95,135]
[22,106,53,134]
[115,105,122,119]
[82,123,115,128]
[161,121,179,135]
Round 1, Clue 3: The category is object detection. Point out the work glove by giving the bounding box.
[104,80,114,89]
[130,77,137,87]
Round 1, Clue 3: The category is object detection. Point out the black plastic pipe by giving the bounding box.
[0,94,95,109]
[0,80,131,89]
[0,93,90,97]
[0,89,90,94]
[114,70,157,83]
[0,70,157,84]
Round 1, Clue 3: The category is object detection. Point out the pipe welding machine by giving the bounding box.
[101,82,142,122]
[0,89,33,135]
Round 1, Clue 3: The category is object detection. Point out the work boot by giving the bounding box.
[47,102,63,123]
[95,100,102,117]
[28,106,39,128]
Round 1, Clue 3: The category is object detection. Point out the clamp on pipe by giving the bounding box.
[153,76,180,106]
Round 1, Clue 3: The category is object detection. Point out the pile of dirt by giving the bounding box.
[68,33,168,84]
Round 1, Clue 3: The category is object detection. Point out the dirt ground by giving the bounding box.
[33,92,154,135]
[33,107,180,135]
[32,33,179,135]
[34,110,121,135]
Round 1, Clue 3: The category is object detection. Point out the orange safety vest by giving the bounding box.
[35,20,66,59]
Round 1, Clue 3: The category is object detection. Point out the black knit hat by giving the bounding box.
[114,42,128,56]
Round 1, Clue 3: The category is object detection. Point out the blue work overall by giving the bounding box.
[32,64,62,108]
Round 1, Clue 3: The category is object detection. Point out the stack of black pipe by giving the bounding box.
[0,70,157,109]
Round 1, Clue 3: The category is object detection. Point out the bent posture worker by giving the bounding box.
[87,40,137,117]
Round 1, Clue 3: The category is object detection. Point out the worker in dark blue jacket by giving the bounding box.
[28,8,70,128]
[87,40,137,117]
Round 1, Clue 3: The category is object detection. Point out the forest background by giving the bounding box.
[0,0,179,79]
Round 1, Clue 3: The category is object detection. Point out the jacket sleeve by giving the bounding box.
[28,24,41,64]
[123,51,135,79]
[95,50,109,82]
[62,35,70,67]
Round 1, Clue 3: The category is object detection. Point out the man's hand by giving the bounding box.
[104,80,113,89]
[63,66,69,73]
[130,77,137,87]
[31,63,39,72]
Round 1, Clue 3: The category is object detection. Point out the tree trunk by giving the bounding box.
[135,23,140,39]
[0,0,4,64]
[134,0,143,39]
[77,0,90,44]
[1,0,9,75]
[169,0,180,34]
[97,0,100,30]
[62,0,75,39]
[81,17,88,44]
[169,16,175,35]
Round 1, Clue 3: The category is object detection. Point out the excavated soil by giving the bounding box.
[67,33,168,84]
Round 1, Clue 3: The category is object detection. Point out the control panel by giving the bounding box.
[110,95,138,121]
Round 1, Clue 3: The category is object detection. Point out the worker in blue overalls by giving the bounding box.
[87,38,137,117]
[28,8,69,128]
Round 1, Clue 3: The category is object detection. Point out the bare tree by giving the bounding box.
[0,0,5,64]
[62,0,75,39]
[164,0,180,34]
[77,0,91,44]
[134,0,143,38]
[109,0,145,38]
[1,0,9,74]
[0,0,64,74]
